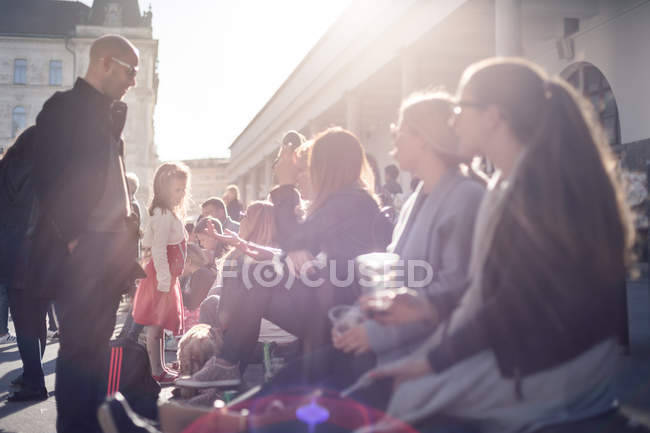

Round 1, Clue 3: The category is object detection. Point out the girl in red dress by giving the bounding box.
[132,162,190,383]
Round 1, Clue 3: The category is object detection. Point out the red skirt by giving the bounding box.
[132,242,186,334]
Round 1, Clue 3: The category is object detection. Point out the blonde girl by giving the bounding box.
[132,162,190,382]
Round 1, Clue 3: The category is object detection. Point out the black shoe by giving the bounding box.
[98,392,161,433]
[7,386,48,402]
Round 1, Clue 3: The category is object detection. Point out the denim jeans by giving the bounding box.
[0,283,9,335]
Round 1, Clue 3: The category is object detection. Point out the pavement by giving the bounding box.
[1,282,650,433]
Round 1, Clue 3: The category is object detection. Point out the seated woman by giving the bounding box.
[200,128,384,377]
[333,90,484,365]
[362,58,635,433]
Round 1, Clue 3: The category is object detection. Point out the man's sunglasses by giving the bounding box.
[109,57,138,79]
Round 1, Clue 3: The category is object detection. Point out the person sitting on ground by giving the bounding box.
[326,89,484,385]
[197,201,295,374]
[194,216,228,267]
[198,128,386,384]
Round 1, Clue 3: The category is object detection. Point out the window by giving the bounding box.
[12,106,26,138]
[14,59,27,84]
[50,60,62,85]
[564,63,620,146]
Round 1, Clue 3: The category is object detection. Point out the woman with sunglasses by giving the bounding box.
[364,58,635,433]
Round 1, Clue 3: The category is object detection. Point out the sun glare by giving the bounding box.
[138,0,353,161]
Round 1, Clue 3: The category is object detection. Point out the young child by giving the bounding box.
[132,162,190,383]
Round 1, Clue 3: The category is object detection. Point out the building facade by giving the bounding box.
[0,0,159,206]
[181,157,230,218]
[227,0,650,209]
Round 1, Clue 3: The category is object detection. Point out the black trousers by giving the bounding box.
[54,231,133,433]
[8,287,49,389]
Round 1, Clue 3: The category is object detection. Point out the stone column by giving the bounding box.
[495,0,522,56]
[345,91,361,138]
[400,47,418,98]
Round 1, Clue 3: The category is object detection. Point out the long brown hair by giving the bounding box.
[149,162,191,218]
[463,58,634,295]
[308,127,377,214]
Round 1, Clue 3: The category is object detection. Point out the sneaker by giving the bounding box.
[98,392,161,433]
[175,356,241,389]
[152,370,178,385]
[0,333,16,344]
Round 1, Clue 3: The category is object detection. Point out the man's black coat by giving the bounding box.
[29,78,130,298]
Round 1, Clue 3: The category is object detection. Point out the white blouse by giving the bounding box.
[142,207,186,292]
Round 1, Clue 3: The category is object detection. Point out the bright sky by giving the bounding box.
[80,0,352,161]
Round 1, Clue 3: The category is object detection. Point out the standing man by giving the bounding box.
[29,35,142,433]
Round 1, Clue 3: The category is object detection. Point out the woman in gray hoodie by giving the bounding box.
[333,90,484,383]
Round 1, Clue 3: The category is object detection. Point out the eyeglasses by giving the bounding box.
[109,57,138,79]
[452,101,487,116]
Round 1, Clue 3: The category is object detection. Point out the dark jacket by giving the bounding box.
[32,79,122,243]
[426,192,624,379]
[0,126,37,288]
[273,184,384,262]
[29,79,132,297]
[271,184,384,304]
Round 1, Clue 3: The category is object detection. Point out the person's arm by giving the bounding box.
[364,319,434,355]
[150,209,173,292]
[426,308,489,373]
[367,182,484,328]
[421,184,484,324]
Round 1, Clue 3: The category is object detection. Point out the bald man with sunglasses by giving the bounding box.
[28,34,145,433]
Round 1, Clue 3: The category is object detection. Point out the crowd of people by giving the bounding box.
[0,33,644,433]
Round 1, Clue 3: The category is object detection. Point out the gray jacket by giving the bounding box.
[365,169,484,363]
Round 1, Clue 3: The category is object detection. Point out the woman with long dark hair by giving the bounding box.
[366,58,635,432]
